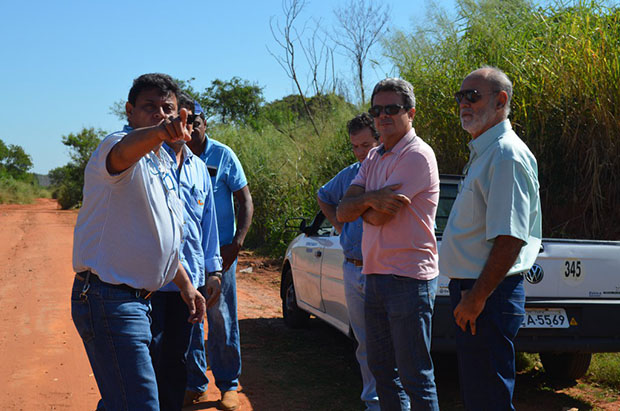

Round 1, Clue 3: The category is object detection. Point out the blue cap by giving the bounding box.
[194,101,204,115]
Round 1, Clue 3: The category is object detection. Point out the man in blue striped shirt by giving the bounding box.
[149,94,223,411]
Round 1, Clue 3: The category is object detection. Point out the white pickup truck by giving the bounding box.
[280,175,620,379]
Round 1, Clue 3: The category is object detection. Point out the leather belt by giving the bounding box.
[345,257,363,267]
[76,271,154,300]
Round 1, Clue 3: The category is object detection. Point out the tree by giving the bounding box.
[333,0,390,104]
[0,139,33,180]
[202,77,264,126]
[268,0,321,138]
[50,127,106,209]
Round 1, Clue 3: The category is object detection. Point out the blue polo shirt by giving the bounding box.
[73,126,184,291]
[160,144,223,291]
[317,162,363,261]
[439,120,542,279]
[199,137,248,246]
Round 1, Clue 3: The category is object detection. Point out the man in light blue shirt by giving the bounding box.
[439,66,542,410]
[149,94,223,411]
[185,102,254,411]
[317,113,389,411]
[71,73,206,411]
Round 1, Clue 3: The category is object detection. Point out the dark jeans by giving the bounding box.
[149,291,194,411]
[71,274,159,411]
[449,275,525,411]
[365,274,439,411]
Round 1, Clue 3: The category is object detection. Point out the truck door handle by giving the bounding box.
[314,251,322,258]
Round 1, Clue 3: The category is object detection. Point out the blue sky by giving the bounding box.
[0,0,456,174]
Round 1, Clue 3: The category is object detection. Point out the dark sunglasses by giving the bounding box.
[187,114,197,124]
[368,104,409,117]
[454,89,499,104]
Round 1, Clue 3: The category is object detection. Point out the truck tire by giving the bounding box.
[540,352,592,380]
[282,267,310,328]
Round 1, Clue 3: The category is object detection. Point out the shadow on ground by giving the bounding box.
[237,316,593,410]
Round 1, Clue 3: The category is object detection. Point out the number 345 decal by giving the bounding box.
[564,260,584,285]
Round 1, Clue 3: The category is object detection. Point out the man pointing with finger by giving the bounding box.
[337,78,440,411]
[71,73,207,411]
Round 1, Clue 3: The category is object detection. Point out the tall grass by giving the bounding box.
[385,0,620,240]
[0,175,50,204]
[209,99,358,256]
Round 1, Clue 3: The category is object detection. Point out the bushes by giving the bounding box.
[209,95,358,256]
[384,0,620,240]
[0,174,49,204]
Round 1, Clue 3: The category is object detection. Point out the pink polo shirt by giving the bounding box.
[351,128,439,280]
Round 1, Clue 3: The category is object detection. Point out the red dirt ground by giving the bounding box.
[0,199,282,410]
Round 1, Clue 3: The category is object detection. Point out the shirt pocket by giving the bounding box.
[452,187,475,227]
[187,187,206,220]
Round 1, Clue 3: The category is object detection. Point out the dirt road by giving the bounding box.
[0,199,281,410]
[2,199,618,410]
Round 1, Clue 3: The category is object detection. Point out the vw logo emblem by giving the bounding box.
[525,264,544,284]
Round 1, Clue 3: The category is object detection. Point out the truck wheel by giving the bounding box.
[282,267,310,328]
[540,352,592,380]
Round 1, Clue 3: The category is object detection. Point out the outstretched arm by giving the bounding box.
[106,109,191,174]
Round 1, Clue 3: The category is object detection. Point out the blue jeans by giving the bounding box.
[449,275,525,411]
[149,291,193,411]
[365,274,438,411]
[71,274,159,411]
[187,260,241,393]
[343,261,380,411]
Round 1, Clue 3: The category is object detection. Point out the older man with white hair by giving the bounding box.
[440,66,542,410]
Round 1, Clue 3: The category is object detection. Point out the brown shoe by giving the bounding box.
[183,390,205,407]
[220,390,239,411]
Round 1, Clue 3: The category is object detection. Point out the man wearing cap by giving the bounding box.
[71,73,206,410]
[185,101,254,411]
[149,93,223,411]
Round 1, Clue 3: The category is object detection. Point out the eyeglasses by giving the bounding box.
[454,89,499,104]
[368,104,409,118]
[187,114,197,124]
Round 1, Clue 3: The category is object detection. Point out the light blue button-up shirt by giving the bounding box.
[73,126,184,291]
[199,137,248,246]
[317,162,363,261]
[439,119,542,279]
[159,144,222,291]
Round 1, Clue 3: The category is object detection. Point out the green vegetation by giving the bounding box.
[49,127,105,209]
[0,138,47,204]
[384,0,620,240]
[584,353,620,392]
[209,93,358,255]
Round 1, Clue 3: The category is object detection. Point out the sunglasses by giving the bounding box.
[368,104,409,118]
[454,89,499,104]
[187,114,197,124]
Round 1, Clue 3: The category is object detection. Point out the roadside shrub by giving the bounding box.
[385,0,620,240]
[0,175,49,204]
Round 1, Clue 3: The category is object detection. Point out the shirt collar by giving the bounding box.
[468,119,511,157]
[378,127,416,156]
[162,143,194,165]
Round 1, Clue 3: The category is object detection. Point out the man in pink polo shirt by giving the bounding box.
[337,78,440,411]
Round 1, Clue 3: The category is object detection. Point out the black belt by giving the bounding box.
[345,257,363,267]
[76,270,154,300]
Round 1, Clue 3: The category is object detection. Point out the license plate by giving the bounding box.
[521,308,569,328]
